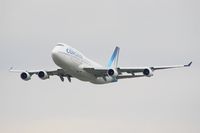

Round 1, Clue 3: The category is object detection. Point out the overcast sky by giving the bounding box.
[0,0,200,133]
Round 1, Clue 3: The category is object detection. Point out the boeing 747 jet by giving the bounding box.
[10,43,192,84]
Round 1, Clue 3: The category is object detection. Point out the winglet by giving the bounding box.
[9,67,16,72]
[9,67,13,71]
[184,61,192,67]
[9,67,25,73]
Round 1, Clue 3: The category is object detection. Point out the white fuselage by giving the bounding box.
[51,43,115,84]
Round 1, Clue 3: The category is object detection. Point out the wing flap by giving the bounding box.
[117,67,145,73]
[83,68,107,77]
[117,75,145,79]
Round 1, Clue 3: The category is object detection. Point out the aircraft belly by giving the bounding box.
[89,76,115,84]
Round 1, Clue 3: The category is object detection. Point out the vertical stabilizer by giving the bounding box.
[107,46,120,68]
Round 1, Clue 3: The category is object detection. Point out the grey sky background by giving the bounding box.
[0,0,200,133]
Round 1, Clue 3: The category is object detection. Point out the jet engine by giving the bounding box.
[20,72,31,81]
[143,68,153,77]
[38,71,49,80]
[107,69,118,78]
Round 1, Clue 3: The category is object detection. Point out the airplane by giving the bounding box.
[10,43,192,84]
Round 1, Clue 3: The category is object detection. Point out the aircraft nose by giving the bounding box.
[51,47,59,60]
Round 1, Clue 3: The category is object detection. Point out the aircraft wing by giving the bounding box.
[152,61,192,70]
[84,61,192,79]
[9,68,72,82]
[118,61,192,73]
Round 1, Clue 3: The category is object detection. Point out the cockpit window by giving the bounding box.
[57,44,65,47]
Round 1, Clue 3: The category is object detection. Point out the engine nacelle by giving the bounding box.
[38,71,49,80]
[143,68,153,77]
[20,72,31,81]
[107,69,118,78]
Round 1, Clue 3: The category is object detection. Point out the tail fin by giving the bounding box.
[107,46,120,68]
